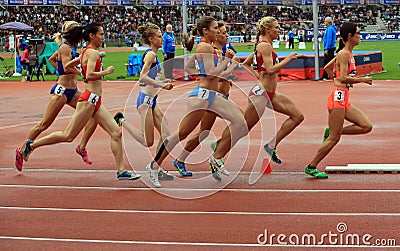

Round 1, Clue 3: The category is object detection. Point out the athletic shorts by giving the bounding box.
[327,86,351,110]
[188,86,218,108]
[49,83,78,103]
[248,84,275,101]
[136,91,157,110]
[78,90,102,113]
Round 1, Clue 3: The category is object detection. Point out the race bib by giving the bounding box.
[88,93,99,106]
[334,90,345,101]
[143,95,155,106]
[197,87,210,100]
[54,84,66,97]
[252,85,265,96]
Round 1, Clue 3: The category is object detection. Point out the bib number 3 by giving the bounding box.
[88,93,99,106]
[334,90,345,101]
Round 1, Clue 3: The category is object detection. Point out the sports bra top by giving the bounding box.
[252,40,278,72]
[81,46,102,81]
[57,43,78,75]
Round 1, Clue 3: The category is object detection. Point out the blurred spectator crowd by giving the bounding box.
[0,4,399,46]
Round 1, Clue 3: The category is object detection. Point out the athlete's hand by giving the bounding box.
[225,49,235,59]
[106,66,114,75]
[162,82,174,90]
[363,76,372,85]
[288,52,298,60]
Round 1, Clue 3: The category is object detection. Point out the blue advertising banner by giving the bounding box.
[248,0,265,4]
[6,0,24,4]
[361,33,400,40]
[343,0,360,3]
[28,0,44,4]
[61,0,80,4]
[44,0,62,4]
[82,0,99,4]
[225,0,245,4]
[102,0,118,3]
[382,0,400,3]
[320,0,340,4]
[118,0,133,4]
[189,0,207,4]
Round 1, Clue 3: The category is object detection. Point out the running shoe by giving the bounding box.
[264,144,282,164]
[209,142,225,164]
[117,170,141,180]
[21,139,33,162]
[114,112,125,126]
[172,159,193,176]
[146,162,161,187]
[209,155,230,182]
[75,146,93,165]
[304,165,328,179]
[158,169,174,180]
[15,147,23,172]
[210,141,217,152]
[323,128,330,142]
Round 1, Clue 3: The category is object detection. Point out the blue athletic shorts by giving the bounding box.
[136,91,157,110]
[49,83,78,103]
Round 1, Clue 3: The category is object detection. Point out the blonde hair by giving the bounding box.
[53,21,80,45]
[138,23,160,45]
[255,16,277,44]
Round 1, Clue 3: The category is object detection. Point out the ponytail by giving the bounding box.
[336,38,345,53]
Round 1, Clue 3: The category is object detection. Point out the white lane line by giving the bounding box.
[0,184,399,193]
[1,236,396,248]
[1,206,400,216]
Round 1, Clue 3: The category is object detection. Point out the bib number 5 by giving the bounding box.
[54,84,66,97]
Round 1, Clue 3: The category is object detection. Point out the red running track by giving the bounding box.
[0,80,399,250]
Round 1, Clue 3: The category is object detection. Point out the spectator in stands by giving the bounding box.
[288,28,295,49]
[19,35,28,51]
[20,45,33,81]
[322,16,337,80]
[3,35,10,52]
[162,24,176,80]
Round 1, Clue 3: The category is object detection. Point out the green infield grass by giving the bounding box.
[1,40,398,81]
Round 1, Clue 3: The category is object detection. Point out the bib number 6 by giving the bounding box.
[88,93,99,106]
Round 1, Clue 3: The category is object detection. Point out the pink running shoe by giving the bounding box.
[75,146,93,165]
[15,147,23,171]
